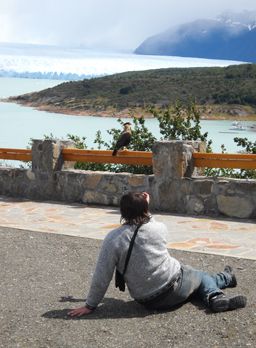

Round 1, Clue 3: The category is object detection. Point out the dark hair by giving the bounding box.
[120,192,151,225]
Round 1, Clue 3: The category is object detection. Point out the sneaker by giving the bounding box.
[224,265,237,288]
[210,294,247,312]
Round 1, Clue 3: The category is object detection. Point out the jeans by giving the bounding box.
[142,264,233,310]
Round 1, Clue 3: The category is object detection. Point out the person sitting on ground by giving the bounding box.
[68,192,247,317]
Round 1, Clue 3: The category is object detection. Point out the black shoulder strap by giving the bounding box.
[122,224,141,276]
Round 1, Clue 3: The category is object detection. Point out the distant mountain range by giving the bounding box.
[135,12,256,62]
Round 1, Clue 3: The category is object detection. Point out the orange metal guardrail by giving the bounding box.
[0,148,32,161]
[193,152,256,169]
[62,148,153,166]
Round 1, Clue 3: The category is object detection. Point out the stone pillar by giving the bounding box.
[151,140,202,212]
[31,139,74,199]
[152,140,196,180]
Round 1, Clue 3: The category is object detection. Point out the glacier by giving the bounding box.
[0,43,246,81]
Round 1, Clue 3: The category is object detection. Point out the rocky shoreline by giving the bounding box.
[5,98,256,120]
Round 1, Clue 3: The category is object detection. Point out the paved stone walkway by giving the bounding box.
[0,195,255,260]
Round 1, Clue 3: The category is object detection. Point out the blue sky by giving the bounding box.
[1,0,256,51]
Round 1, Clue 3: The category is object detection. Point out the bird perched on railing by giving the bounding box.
[112,122,132,156]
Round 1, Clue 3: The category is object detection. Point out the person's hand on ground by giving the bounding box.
[68,306,93,317]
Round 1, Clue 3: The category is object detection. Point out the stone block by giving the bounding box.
[82,191,119,206]
[26,170,36,181]
[85,174,102,189]
[186,196,205,215]
[217,195,254,218]
[155,180,182,212]
[234,180,256,194]
[203,196,218,216]
[152,140,195,180]
[103,183,118,193]
[180,179,194,196]
[153,141,183,179]
[128,175,147,187]
[82,190,97,203]
[32,139,74,174]
[192,180,213,195]
[32,140,59,173]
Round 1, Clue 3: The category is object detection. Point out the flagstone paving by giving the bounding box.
[0,195,255,259]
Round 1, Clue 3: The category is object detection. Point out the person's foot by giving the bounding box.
[210,294,247,312]
[224,265,237,287]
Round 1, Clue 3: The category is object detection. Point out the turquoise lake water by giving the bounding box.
[0,77,255,153]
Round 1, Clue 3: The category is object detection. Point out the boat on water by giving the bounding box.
[248,124,256,131]
[229,121,247,131]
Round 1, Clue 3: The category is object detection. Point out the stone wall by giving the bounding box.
[0,139,255,219]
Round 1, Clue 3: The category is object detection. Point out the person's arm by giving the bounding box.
[68,233,118,317]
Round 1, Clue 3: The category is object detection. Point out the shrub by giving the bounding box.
[37,101,254,178]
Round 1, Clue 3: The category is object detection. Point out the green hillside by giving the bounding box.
[9,63,256,119]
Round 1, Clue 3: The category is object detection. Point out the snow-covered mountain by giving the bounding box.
[0,42,244,81]
[135,11,256,63]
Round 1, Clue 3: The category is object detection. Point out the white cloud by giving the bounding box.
[1,0,256,50]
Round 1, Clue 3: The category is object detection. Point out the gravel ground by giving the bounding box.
[0,226,255,348]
